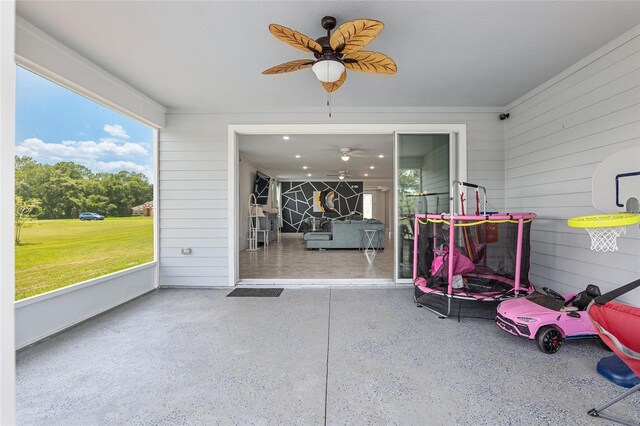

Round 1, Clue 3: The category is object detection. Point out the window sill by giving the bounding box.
[15,261,158,308]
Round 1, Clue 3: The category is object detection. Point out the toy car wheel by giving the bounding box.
[536,327,563,354]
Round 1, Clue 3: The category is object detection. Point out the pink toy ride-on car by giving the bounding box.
[496,284,609,354]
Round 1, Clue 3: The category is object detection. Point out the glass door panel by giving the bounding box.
[396,133,452,279]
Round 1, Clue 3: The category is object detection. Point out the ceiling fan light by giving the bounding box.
[341,155,350,162]
[312,60,345,83]
[338,175,345,180]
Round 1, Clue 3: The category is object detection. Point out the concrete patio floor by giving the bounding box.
[16,288,639,425]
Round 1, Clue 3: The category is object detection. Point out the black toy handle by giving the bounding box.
[461,181,479,189]
[594,278,640,306]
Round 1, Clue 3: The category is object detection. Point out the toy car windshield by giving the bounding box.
[526,292,566,311]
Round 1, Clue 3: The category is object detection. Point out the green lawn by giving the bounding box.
[15,217,153,300]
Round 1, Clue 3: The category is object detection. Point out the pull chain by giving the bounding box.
[327,92,332,118]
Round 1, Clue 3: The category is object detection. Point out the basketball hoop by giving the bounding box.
[568,213,640,252]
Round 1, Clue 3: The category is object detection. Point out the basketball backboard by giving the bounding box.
[592,147,640,213]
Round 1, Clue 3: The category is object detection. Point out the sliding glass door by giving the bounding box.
[395,133,459,280]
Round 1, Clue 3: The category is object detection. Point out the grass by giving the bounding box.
[15,216,153,300]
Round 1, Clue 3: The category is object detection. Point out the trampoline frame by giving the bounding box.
[412,182,537,318]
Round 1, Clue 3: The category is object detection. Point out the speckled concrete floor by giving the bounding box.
[16,288,639,425]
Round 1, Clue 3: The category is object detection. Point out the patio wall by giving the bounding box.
[158,110,505,287]
[504,25,640,305]
[15,263,157,349]
[15,262,157,349]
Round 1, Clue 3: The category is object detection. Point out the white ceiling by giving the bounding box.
[16,1,640,109]
[239,134,393,181]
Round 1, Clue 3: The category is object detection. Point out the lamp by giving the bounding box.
[340,154,350,162]
[312,60,345,83]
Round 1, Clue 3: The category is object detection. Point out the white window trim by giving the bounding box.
[0,1,16,422]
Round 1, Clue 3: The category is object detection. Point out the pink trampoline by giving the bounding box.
[413,181,537,318]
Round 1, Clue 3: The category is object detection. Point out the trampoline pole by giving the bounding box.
[432,222,436,260]
[413,216,419,282]
[448,217,455,295]
[514,217,524,295]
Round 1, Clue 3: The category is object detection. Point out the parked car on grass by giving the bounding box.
[79,212,105,221]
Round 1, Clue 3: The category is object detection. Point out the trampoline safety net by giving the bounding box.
[416,219,533,296]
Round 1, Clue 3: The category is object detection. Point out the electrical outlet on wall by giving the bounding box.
[181,247,192,255]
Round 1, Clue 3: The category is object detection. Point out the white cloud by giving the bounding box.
[16,137,148,161]
[16,137,152,180]
[103,124,130,139]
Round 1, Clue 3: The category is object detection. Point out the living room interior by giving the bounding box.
[2,1,640,424]
[237,133,395,281]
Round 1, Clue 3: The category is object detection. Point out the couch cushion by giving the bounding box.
[304,232,331,241]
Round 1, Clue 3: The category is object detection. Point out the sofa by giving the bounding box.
[304,219,385,249]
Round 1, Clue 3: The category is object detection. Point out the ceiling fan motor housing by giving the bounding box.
[315,16,341,60]
[321,16,337,31]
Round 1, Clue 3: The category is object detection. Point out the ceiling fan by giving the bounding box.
[326,169,352,180]
[338,147,368,161]
[262,16,397,92]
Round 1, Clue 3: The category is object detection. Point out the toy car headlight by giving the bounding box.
[517,317,537,323]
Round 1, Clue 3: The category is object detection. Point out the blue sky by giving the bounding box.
[15,66,154,181]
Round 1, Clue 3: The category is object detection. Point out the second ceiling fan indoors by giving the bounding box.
[263,16,397,93]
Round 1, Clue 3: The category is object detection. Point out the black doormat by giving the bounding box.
[227,288,283,298]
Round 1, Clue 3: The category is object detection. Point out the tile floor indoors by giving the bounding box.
[16,287,639,425]
[239,236,394,280]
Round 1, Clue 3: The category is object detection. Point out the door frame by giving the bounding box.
[228,124,467,287]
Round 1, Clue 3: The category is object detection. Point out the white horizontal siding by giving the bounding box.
[505,27,640,305]
[160,276,227,286]
[160,170,227,180]
[159,109,505,287]
[160,180,227,190]
[160,210,226,219]
[160,247,227,258]
[160,218,227,228]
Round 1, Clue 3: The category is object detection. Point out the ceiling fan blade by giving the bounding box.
[343,51,397,74]
[329,19,384,54]
[269,24,323,54]
[321,71,347,92]
[262,59,315,75]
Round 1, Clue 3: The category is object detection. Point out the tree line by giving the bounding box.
[16,156,153,219]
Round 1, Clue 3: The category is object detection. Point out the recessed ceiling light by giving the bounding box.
[378,154,384,158]
[295,155,301,158]
[369,165,375,169]
[307,173,312,177]
[364,173,369,177]
[282,136,290,140]
[302,166,308,170]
